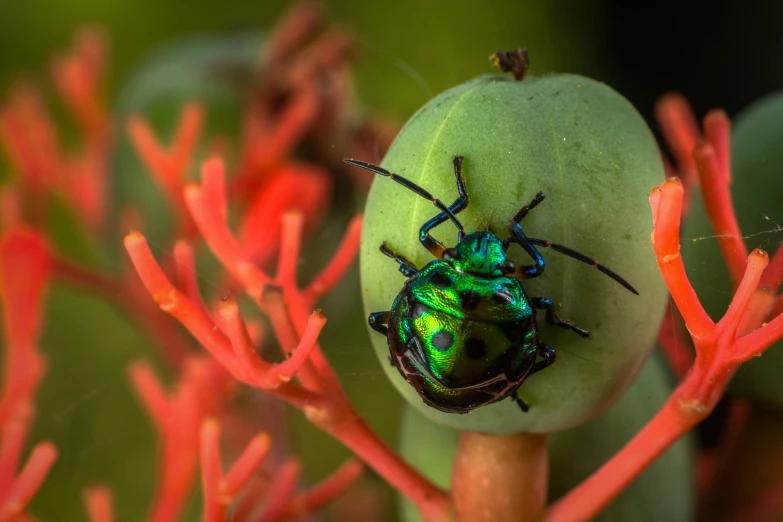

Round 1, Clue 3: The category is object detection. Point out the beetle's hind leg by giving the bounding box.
[369,311,391,336]
[510,389,530,413]
[532,297,590,338]
[380,243,419,277]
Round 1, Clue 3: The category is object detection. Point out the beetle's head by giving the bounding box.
[444,232,515,277]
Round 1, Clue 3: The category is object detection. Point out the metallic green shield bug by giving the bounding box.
[346,156,639,414]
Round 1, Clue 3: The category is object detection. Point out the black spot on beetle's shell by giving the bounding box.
[431,330,455,351]
[464,338,488,359]
[459,290,481,310]
[429,272,452,289]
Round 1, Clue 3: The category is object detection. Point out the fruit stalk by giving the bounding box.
[451,430,547,522]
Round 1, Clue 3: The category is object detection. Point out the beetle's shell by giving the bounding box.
[387,259,538,412]
[361,73,668,434]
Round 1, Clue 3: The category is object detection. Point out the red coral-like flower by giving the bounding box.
[0,228,57,521]
[124,156,451,522]
[548,100,783,522]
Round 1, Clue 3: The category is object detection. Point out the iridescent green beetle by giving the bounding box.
[346,156,639,414]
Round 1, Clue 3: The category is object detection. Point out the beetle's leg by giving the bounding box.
[511,191,546,224]
[504,191,639,295]
[503,237,545,279]
[418,156,471,258]
[380,242,419,277]
[532,297,590,338]
[344,157,468,259]
[501,192,547,278]
[369,311,391,336]
[510,389,530,413]
[502,192,547,278]
[529,343,556,375]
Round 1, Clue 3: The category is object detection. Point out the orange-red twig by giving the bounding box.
[657,301,694,381]
[655,94,701,204]
[305,213,363,302]
[83,486,114,522]
[127,102,204,226]
[693,138,747,287]
[129,358,223,522]
[127,156,453,522]
[198,419,272,522]
[547,177,780,522]
[257,460,301,522]
[286,459,363,516]
[0,229,56,521]
[51,28,108,144]
[0,442,58,522]
[222,433,271,498]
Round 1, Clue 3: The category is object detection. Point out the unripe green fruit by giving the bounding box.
[398,353,694,522]
[360,73,667,434]
[683,92,783,406]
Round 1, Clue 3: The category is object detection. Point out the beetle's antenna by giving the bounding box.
[508,236,639,295]
[344,159,466,235]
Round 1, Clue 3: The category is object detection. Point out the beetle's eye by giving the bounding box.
[443,248,458,260]
[503,260,516,273]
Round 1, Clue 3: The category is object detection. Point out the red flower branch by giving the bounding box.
[0,229,57,521]
[547,166,783,521]
[201,413,363,521]
[200,418,271,522]
[0,28,110,234]
[127,102,204,225]
[83,486,114,522]
[128,358,229,522]
[51,28,109,145]
[124,156,452,522]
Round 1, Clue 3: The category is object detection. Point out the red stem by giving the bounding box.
[83,486,114,522]
[546,401,688,522]
[693,144,747,287]
[287,459,363,515]
[257,460,301,522]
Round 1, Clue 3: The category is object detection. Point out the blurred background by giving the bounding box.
[1,0,781,520]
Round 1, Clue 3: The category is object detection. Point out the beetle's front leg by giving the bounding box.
[380,243,419,277]
[369,311,391,336]
[532,297,590,338]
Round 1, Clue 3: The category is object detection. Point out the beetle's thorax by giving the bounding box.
[448,231,507,277]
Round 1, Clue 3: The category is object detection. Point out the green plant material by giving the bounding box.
[683,91,783,405]
[361,73,667,434]
[398,352,694,522]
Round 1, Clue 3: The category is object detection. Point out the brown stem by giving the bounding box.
[489,49,530,81]
[451,430,547,522]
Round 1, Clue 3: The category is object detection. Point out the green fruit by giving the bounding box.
[683,91,783,405]
[398,352,694,522]
[360,73,667,434]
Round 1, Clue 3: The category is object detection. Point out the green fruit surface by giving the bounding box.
[360,74,668,434]
[398,352,694,522]
[683,92,783,405]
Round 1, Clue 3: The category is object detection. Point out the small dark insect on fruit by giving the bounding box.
[345,156,638,414]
